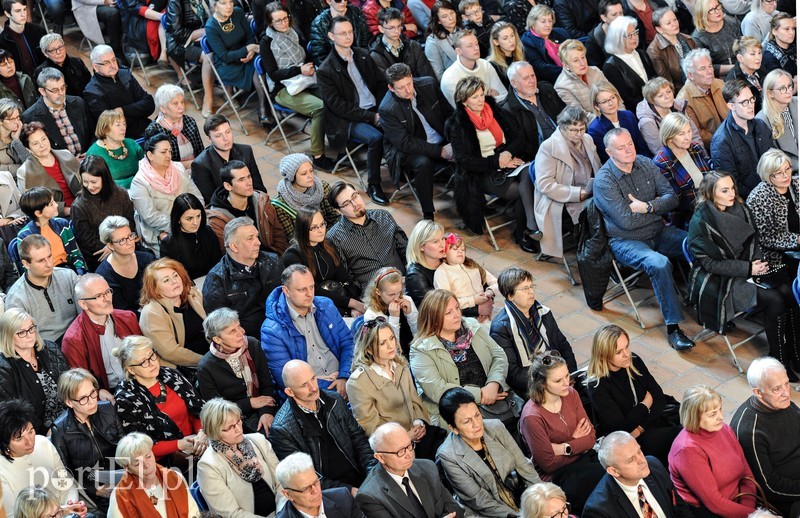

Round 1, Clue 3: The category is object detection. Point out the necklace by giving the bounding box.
[103,140,129,161]
[154,381,167,404]
[216,15,234,32]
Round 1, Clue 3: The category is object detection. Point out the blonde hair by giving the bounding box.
[693,0,719,32]
[362,267,405,314]
[761,68,793,139]
[679,385,722,433]
[0,308,44,358]
[586,324,640,386]
[557,38,587,66]
[526,4,555,31]
[642,77,674,104]
[732,35,762,55]
[57,368,99,404]
[95,109,126,139]
[115,432,154,469]
[520,482,568,518]
[413,289,459,343]
[589,80,622,116]
[200,397,242,441]
[659,112,692,147]
[351,319,408,370]
[487,22,524,69]
[406,220,445,265]
[14,486,59,518]
[756,148,791,183]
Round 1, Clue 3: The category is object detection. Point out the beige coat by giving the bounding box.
[346,361,430,436]
[554,66,619,123]
[17,149,81,217]
[677,78,729,148]
[534,130,602,257]
[196,433,286,518]
[139,286,207,368]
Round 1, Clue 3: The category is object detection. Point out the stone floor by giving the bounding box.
[61,27,800,418]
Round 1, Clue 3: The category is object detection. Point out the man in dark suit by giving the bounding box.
[379,63,453,221]
[276,452,363,518]
[583,431,694,518]
[355,422,463,518]
[22,67,92,158]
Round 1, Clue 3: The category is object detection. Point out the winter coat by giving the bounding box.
[0,20,46,76]
[646,32,696,93]
[83,68,156,139]
[554,66,610,122]
[602,50,656,110]
[710,113,775,199]
[362,0,417,39]
[521,27,571,84]
[575,199,613,310]
[0,72,37,110]
[308,5,370,66]
[207,187,289,255]
[498,82,565,162]
[369,35,436,79]
[676,78,729,149]
[21,96,92,156]
[32,56,92,98]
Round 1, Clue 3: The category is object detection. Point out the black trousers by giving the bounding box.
[96,5,124,59]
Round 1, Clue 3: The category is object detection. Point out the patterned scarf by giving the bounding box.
[276,177,324,212]
[506,300,545,361]
[439,322,473,363]
[210,436,264,483]
[209,340,260,397]
[137,157,182,196]
[265,27,305,69]
[156,112,184,137]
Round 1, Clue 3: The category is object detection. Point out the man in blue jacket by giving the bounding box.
[261,264,355,397]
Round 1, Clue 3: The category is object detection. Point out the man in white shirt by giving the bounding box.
[440,30,508,107]
[275,452,362,518]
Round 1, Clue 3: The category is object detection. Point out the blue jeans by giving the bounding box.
[609,225,687,325]
[40,0,66,26]
[349,121,384,187]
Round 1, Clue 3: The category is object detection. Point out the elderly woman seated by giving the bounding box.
[144,85,205,170]
[603,16,656,110]
[109,432,200,518]
[534,105,601,259]
[520,482,578,518]
[637,77,702,156]
[196,308,278,434]
[197,398,286,517]
[554,39,612,123]
[436,386,541,517]
[85,110,146,189]
[757,69,798,172]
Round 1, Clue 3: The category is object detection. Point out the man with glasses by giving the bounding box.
[62,274,142,392]
[5,234,79,343]
[369,7,435,78]
[356,422,463,518]
[276,452,362,518]
[270,359,376,492]
[440,30,507,108]
[309,0,370,66]
[33,34,92,97]
[710,79,775,198]
[677,48,729,148]
[0,0,46,78]
[22,68,92,157]
[83,44,156,139]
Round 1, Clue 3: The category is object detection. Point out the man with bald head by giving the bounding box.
[269,360,376,492]
[730,357,800,517]
[355,422,463,518]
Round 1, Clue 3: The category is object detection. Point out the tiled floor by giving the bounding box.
[61,27,800,418]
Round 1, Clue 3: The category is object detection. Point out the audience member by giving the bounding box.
[436,387,540,516]
[369,7,436,78]
[380,63,453,221]
[441,30,508,108]
[327,182,408,287]
[460,0,495,56]
[691,0,741,76]
[196,398,285,515]
[308,0,370,67]
[113,336,207,463]
[72,0,126,62]
[317,16,389,205]
[588,81,651,162]
[17,122,81,217]
[711,79,774,198]
[144,85,204,169]
[0,0,46,77]
[677,48,729,147]
[5,236,79,342]
[407,0,435,34]
[584,0,624,66]
[761,13,796,77]
[94,216,156,315]
[501,0,535,36]
[553,0,600,38]
[50,368,121,514]
[637,77,701,155]
[0,308,70,431]
[534,106,601,258]
[165,0,210,94]
[160,193,222,281]
[424,1,461,81]
[586,325,682,466]
[130,133,204,254]
[139,258,207,369]
[647,7,696,93]
[594,128,693,349]
[757,69,798,171]
[84,45,156,139]
[583,431,692,517]
[726,36,767,113]
[521,5,571,84]
[33,33,91,95]
[85,110,146,189]
[520,351,606,515]
[13,485,76,518]
[554,39,610,121]
[434,232,498,322]
[730,357,800,518]
[196,309,278,434]
[360,267,418,356]
[741,0,778,41]
[668,385,757,517]
[119,0,168,65]
[603,16,656,109]
[366,0,417,41]
[404,220,445,307]
[61,274,142,392]
[654,112,714,229]
[272,154,339,239]
[70,156,137,272]
[269,359,377,489]
[356,422,462,517]
[519,482,577,518]
[486,22,524,89]
[192,114,267,203]
[275,452,362,518]
[0,49,36,110]
[0,99,29,178]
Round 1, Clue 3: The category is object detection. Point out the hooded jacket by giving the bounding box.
[207,186,289,256]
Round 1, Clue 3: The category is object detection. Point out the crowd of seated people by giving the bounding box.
[0,0,796,514]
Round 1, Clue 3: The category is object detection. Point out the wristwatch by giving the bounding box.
[564,444,572,456]
[646,201,654,214]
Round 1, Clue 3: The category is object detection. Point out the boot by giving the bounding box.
[786,307,800,376]
[773,312,799,382]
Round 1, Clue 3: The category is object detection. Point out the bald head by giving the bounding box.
[369,422,407,452]
[282,360,320,410]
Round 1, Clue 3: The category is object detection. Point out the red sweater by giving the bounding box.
[148,383,202,458]
[668,424,756,517]
[520,387,596,479]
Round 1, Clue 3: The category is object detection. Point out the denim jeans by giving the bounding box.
[40,0,65,26]
[349,121,384,187]
[609,225,687,325]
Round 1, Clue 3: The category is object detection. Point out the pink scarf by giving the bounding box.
[531,30,562,67]
[157,113,184,137]
[138,157,182,196]
[210,341,260,397]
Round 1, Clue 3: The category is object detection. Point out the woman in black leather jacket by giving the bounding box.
[50,369,121,514]
[405,219,446,307]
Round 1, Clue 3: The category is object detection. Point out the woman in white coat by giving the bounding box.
[533,105,601,258]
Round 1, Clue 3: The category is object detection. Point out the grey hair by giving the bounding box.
[603,126,630,149]
[115,432,154,469]
[0,98,21,119]
[597,430,636,469]
[98,215,132,244]
[276,452,316,489]
[681,48,712,78]
[74,273,107,301]
[154,84,185,110]
[557,105,589,128]
[506,60,533,83]
[223,216,255,250]
[39,33,64,53]
[36,67,64,88]
[112,335,155,372]
[90,44,115,63]
[604,16,637,55]
[746,357,786,390]
[281,264,311,287]
[369,422,406,452]
[203,307,241,342]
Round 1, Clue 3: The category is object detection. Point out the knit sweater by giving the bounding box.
[5,268,80,342]
[440,58,508,108]
[668,424,756,517]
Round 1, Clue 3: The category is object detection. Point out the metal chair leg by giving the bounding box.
[611,260,646,329]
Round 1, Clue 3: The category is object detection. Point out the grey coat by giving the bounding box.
[72,0,106,45]
[553,65,611,123]
[436,419,541,518]
[756,97,798,172]
[424,33,457,81]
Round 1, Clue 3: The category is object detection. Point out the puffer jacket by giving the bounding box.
[308,5,370,66]
[261,288,355,391]
[575,199,612,310]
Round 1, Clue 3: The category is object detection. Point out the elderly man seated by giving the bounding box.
[276,452,362,518]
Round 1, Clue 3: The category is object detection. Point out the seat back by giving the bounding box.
[189,480,208,512]
[793,276,800,305]
[682,237,695,267]
[199,36,212,56]
[350,314,365,340]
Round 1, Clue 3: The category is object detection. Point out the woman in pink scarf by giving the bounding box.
[521,5,571,83]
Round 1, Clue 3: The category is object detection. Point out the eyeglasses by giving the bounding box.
[2,115,20,123]
[596,96,617,106]
[111,232,138,246]
[464,7,482,16]
[624,28,639,38]
[563,125,586,135]
[46,44,66,54]
[378,441,416,457]
[272,15,290,24]
[94,58,117,67]
[735,97,756,107]
[15,324,37,338]
[515,283,536,293]
[771,81,794,94]
[222,418,243,433]
[285,473,324,494]
[80,288,114,302]
[548,502,571,518]
[338,191,360,209]
[131,350,159,368]
[769,169,791,180]
[309,221,327,232]
[707,3,723,13]
[71,388,100,406]
[381,23,404,32]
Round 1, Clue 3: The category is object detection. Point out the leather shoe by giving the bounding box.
[517,233,540,254]
[368,185,389,205]
[667,329,695,351]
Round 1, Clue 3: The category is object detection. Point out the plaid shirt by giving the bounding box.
[653,142,714,219]
[50,106,81,156]
[144,115,204,163]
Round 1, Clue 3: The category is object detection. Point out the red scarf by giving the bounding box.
[465,102,505,150]
[115,465,191,518]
